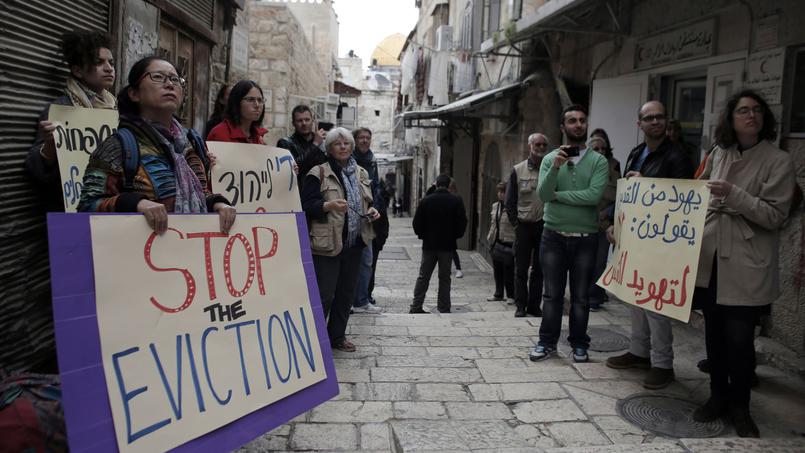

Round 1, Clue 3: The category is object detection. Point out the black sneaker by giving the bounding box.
[409,306,429,314]
[514,308,526,318]
[643,367,674,390]
[529,345,556,361]
[572,347,589,363]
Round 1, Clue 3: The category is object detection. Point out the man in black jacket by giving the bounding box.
[410,174,468,314]
[605,100,694,390]
[277,105,327,192]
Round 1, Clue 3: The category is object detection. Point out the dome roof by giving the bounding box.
[370,33,406,67]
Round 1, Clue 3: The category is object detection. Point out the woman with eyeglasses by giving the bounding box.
[301,127,380,352]
[692,89,796,437]
[206,80,267,144]
[79,56,236,235]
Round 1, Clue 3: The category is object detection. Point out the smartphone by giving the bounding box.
[318,121,334,132]
[564,146,580,157]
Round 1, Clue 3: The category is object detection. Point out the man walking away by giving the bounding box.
[530,105,608,363]
[410,174,468,314]
[506,133,549,317]
[605,101,693,389]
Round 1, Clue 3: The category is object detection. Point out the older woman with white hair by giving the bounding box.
[301,127,380,352]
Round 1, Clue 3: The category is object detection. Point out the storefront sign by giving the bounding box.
[47,213,338,453]
[746,47,785,105]
[634,20,715,70]
[48,105,118,212]
[597,178,710,322]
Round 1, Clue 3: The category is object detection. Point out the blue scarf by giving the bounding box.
[339,157,362,248]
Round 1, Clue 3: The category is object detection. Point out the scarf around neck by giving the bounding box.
[65,77,116,109]
[339,156,362,248]
[143,117,208,213]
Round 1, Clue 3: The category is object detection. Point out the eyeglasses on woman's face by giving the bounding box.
[734,106,763,117]
[242,96,266,105]
[138,71,186,88]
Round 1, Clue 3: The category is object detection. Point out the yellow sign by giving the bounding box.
[597,178,710,322]
[208,142,301,213]
[90,214,326,452]
[48,105,118,212]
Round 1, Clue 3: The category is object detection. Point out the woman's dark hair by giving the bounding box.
[212,84,229,119]
[714,89,777,148]
[117,56,169,117]
[61,30,111,69]
[225,80,265,131]
[590,128,613,159]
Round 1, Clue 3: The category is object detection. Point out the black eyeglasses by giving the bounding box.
[640,114,666,123]
[349,205,371,220]
[138,71,186,88]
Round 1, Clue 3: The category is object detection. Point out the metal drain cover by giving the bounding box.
[560,327,630,352]
[379,247,410,261]
[617,393,727,438]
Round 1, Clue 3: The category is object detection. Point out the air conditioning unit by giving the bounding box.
[436,25,453,51]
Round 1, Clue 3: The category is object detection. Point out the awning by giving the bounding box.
[400,80,523,122]
[480,0,625,53]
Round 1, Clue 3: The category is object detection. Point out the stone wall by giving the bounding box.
[248,2,330,145]
[357,90,397,153]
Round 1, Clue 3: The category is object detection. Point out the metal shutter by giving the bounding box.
[173,0,215,29]
[0,0,110,372]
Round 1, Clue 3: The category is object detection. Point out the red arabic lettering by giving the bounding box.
[633,265,690,311]
[601,251,628,287]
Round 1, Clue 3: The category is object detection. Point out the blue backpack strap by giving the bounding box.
[186,128,209,170]
[117,128,139,191]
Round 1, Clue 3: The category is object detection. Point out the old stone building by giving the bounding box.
[398,0,805,364]
[247,0,337,145]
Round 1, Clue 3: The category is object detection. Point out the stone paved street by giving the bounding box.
[241,218,805,452]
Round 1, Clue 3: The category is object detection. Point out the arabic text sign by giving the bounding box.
[746,47,785,105]
[634,19,715,69]
[597,178,710,322]
[87,214,327,452]
[208,142,301,213]
[48,105,118,212]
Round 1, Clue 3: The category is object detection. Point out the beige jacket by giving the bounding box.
[307,163,375,257]
[696,140,796,306]
[487,201,516,244]
[513,159,544,222]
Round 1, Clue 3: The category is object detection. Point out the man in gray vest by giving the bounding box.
[505,133,549,317]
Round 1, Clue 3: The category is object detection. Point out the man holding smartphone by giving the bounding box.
[277,104,328,192]
[530,104,609,363]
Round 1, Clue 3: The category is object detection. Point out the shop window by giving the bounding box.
[789,47,805,135]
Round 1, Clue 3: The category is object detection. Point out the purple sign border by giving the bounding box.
[47,212,338,452]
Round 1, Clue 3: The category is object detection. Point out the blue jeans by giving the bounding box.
[353,244,373,307]
[538,229,596,349]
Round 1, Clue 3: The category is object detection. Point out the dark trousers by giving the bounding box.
[492,256,514,299]
[514,221,544,312]
[367,240,382,298]
[313,246,363,345]
[452,250,462,270]
[697,263,762,408]
[588,230,610,306]
[538,229,596,349]
[412,250,453,311]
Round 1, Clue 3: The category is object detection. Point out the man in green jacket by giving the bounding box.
[529,104,609,363]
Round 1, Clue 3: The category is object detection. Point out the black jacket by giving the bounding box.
[624,137,694,179]
[277,132,327,190]
[412,188,467,251]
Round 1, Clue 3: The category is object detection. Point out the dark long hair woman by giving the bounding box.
[204,83,230,139]
[692,89,796,437]
[78,56,236,234]
[206,80,267,145]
